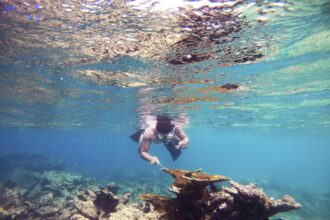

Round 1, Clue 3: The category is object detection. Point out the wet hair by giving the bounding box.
[156,116,175,133]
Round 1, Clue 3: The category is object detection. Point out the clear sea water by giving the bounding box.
[0,0,329,219]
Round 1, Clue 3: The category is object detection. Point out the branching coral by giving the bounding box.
[139,168,301,220]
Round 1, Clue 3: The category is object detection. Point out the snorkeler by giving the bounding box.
[130,116,189,165]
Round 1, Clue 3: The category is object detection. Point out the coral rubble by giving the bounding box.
[0,171,161,220]
[73,183,162,220]
[0,171,90,220]
[139,168,301,220]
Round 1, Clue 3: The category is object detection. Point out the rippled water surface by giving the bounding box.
[0,0,329,129]
[0,0,329,219]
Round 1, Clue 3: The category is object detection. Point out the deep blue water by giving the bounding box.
[1,125,329,193]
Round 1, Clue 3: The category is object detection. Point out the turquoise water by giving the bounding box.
[0,0,330,219]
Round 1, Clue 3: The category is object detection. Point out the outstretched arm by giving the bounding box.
[139,136,159,165]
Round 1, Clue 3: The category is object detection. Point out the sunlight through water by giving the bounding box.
[0,0,329,130]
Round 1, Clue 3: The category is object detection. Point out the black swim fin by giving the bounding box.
[130,129,144,143]
[165,141,181,161]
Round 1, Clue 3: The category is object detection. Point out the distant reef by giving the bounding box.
[0,153,65,172]
[0,170,162,220]
[0,154,302,220]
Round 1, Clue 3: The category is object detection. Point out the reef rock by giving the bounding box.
[0,171,93,220]
[139,168,301,220]
[74,187,163,220]
[0,169,162,220]
[0,185,28,219]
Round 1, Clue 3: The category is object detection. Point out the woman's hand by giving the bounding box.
[150,156,160,165]
[176,140,188,149]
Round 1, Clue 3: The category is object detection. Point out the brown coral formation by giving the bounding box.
[75,188,125,219]
[164,169,229,200]
[139,168,301,220]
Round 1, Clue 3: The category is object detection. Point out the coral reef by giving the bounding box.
[74,187,161,220]
[0,156,303,220]
[0,154,65,188]
[0,171,161,220]
[0,171,91,219]
[139,168,301,220]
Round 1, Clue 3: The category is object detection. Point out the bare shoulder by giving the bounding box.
[143,126,156,140]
